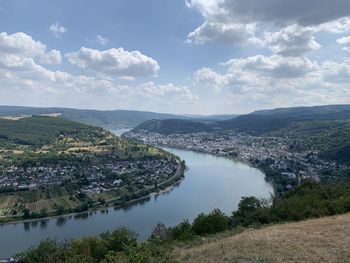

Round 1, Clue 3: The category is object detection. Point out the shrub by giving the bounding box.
[169,220,195,241]
[100,227,137,252]
[192,209,230,236]
[16,239,67,263]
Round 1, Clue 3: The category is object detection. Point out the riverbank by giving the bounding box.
[0,146,272,258]
[145,142,278,196]
[0,160,186,225]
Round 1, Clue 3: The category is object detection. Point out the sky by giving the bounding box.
[1,0,350,114]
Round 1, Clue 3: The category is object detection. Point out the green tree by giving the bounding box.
[192,209,229,236]
[16,239,66,263]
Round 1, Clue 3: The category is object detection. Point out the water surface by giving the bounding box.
[0,147,273,258]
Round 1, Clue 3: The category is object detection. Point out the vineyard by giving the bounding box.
[0,186,82,218]
[0,196,19,216]
[25,196,76,213]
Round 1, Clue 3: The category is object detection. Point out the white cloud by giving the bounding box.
[196,55,318,87]
[187,21,257,45]
[186,0,350,48]
[225,55,318,79]
[264,25,321,56]
[97,35,109,45]
[49,23,67,38]
[322,59,350,83]
[42,49,62,64]
[315,18,350,33]
[337,36,350,52]
[0,32,196,112]
[66,47,160,79]
[188,0,350,26]
[0,54,197,111]
[194,67,230,90]
[0,32,61,65]
[193,52,350,111]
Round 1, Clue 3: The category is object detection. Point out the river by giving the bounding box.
[0,147,273,258]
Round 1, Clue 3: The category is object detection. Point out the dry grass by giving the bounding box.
[175,213,350,263]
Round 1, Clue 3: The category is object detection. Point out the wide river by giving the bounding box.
[0,147,273,258]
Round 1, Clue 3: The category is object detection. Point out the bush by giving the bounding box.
[192,209,230,236]
[169,220,195,241]
[69,236,108,262]
[100,227,137,252]
[16,239,67,263]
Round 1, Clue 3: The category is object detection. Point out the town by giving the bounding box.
[124,130,348,193]
[0,156,180,194]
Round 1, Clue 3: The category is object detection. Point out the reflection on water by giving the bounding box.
[24,222,30,232]
[0,147,273,258]
[30,220,38,228]
[40,220,48,229]
[74,212,89,220]
[56,217,68,227]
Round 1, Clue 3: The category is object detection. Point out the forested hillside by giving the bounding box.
[0,106,186,129]
[0,116,104,148]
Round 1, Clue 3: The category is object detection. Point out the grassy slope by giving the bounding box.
[175,213,350,263]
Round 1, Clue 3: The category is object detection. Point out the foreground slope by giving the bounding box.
[175,213,350,263]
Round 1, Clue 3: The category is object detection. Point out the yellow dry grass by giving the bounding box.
[175,213,350,263]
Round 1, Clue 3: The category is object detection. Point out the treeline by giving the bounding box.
[17,181,350,262]
[16,227,171,263]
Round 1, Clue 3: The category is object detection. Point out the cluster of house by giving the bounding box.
[0,157,179,194]
[126,131,346,184]
[80,158,179,194]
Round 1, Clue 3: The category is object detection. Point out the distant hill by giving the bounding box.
[134,119,214,134]
[0,116,105,148]
[182,114,239,121]
[0,106,190,129]
[0,106,241,130]
[134,104,350,135]
[220,104,350,134]
[132,104,350,163]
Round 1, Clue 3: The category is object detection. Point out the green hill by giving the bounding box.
[0,106,189,129]
[134,119,214,134]
[134,104,350,135]
[219,104,350,134]
[133,104,350,164]
[0,116,104,148]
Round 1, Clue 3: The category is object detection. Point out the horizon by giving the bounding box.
[1,0,350,114]
[1,103,350,117]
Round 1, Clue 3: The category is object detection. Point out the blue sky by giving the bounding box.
[0,0,350,114]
